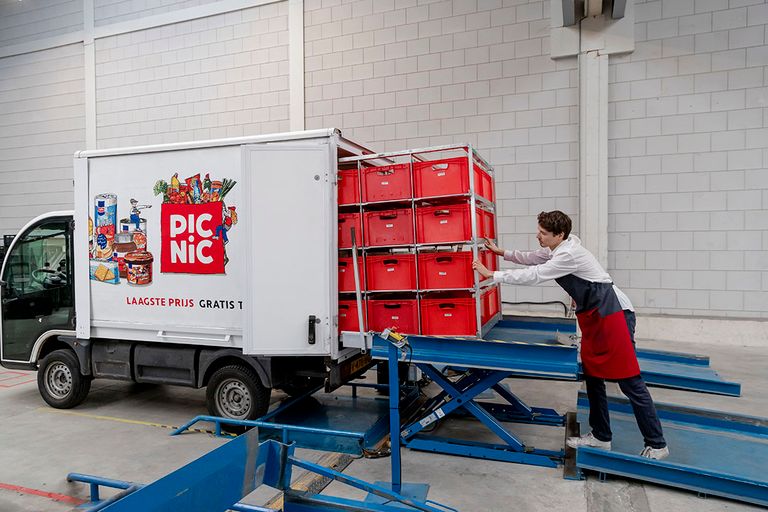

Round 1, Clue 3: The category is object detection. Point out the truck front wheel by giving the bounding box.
[206,365,269,422]
[37,349,91,409]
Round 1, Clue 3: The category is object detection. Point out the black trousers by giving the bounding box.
[584,310,667,449]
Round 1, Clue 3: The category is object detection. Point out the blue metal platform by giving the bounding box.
[173,383,411,457]
[369,315,746,471]
[575,392,768,507]
[69,428,454,512]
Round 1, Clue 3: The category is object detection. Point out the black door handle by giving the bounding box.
[308,315,318,344]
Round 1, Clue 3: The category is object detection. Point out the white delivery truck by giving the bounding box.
[0,129,376,420]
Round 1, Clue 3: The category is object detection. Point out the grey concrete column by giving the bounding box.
[578,50,609,268]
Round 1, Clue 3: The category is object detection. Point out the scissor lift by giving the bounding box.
[362,315,766,508]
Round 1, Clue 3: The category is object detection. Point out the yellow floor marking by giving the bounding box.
[37,408,233,437]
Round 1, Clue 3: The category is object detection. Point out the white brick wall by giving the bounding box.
[95,0,217,27]
[95,3,290,147]
[0,44,85,232]
[304,0,579,310]
[609,0,768,318]
[0,0,765,321]
[0,0,82,46]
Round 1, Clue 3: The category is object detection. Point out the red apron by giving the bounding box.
[577,307,640,380]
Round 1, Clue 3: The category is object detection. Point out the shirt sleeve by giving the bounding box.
[503,248,552,265]
[493,250,577,286]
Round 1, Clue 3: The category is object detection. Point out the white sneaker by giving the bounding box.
[639,445,669,460]
[566,432,611,450]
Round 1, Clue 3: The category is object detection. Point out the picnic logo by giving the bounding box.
[155,173,238,275]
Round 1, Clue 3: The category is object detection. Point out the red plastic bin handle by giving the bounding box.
[376,168,395,175]
[430,163,449,171]
[433,210,451,216]
[435,256,453,263]
[379,213,398,219]
[339,261,348,267]
[339,305,350,310]
[383,259,399,265]
[383,304,402,309]
[438,303,456,309]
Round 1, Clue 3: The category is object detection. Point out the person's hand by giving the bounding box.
[472,258,493,279]
[484,238,504,256]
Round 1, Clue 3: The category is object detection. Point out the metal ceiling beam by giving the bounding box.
[561,0,578,26]
[612,0,627,19]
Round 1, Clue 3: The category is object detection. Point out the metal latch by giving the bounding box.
[308,315,320,344]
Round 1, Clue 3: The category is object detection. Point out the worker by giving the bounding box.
[472,210,669,460]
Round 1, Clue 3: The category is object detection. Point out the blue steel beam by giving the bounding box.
[577,448,768,508]
[635,348,710,366]
[406,435,561,468]
[370,334,579,380]
[637,359,741,396]
[576,392,768,437]
[575,393,768,508]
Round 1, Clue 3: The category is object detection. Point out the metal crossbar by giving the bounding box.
[396,363,565,467]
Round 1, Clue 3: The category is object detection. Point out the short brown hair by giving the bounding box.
[537,210,572,239]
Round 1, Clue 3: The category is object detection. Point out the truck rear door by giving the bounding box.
[241,142,335,357]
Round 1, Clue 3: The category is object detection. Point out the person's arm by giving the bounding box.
[503,248,551,266]
[492,251,577,286]
[484,239,551,265]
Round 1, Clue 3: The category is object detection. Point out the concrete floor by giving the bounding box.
[0,337,765,511]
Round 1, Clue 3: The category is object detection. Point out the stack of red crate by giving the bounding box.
[337,150,501,337]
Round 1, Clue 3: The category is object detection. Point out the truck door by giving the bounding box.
[241,143,335,357]
[1,217,75,365]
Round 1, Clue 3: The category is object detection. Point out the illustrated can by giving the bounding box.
[132,230,147,250]
[94,194,117,259]
[125,250,153,285]
[120,217,147,234]
[113,232,137,278]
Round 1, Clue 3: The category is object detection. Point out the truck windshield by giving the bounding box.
[1,219,74,362]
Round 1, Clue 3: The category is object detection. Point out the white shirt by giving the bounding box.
[492,235,634,311]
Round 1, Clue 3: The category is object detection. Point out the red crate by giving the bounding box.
[481,169,495,202]
[365,254,416,291]
[481,250,498,273]
[362,164,412,202]
[338,257,363,292]
[418,251,474,290]
[421,295,477,336]
[364,209,414,247]
[480,209,496,239]
[416,203,483,244]
[338,169,360,205]
[413,157,492,201]
[339,299,366,332]
[338,212,362,249]
[367,299,419,334]
[481,286,501,324]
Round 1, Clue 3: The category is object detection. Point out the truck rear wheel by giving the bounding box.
[37,349,91,409]
[206,365,269,422]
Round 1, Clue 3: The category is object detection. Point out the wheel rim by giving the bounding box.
[44,362,73,399]
[216,378,252,419]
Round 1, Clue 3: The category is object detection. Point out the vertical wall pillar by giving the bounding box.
[288,0,305,131]
[84,0,96,149]
[578,50,609,268]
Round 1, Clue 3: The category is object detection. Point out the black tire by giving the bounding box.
[37,349,91,409]
[205,365,270,423]
[278,376,324,397]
